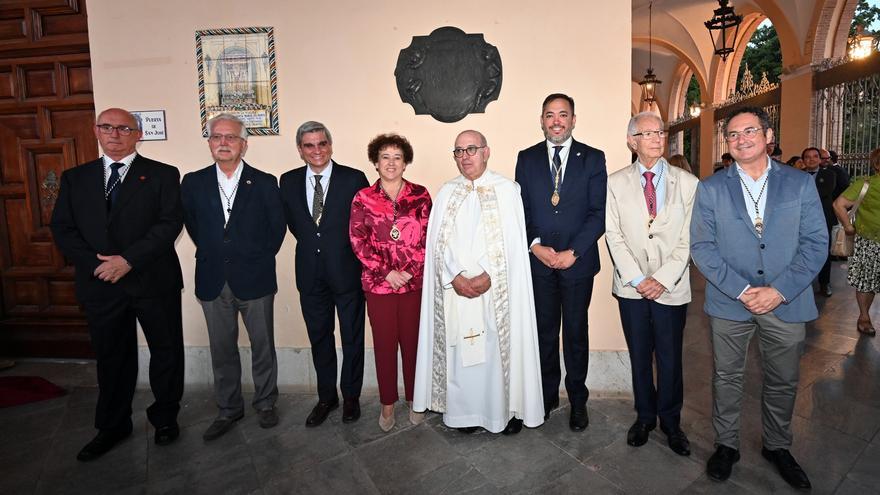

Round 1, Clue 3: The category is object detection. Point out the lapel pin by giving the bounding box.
[576,152,581,157]
[139,176,146,180]
[246,179,252,185]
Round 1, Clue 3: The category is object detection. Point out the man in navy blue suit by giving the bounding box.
[280,121,369,427]
[514,94,607,432]
[181,114,286,441]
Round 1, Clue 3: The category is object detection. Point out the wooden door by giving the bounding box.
[0,0,95,357]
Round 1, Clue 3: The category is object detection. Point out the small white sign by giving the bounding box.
[132,110,167,141]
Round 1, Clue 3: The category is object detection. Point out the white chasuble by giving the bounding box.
[413,170,545,433]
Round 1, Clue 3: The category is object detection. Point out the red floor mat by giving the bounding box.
[0,376,66,408]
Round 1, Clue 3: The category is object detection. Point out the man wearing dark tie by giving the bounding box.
[280,121,369,426]
[514,93,607,432]
[181,114,286,441]
[50,108,184,460]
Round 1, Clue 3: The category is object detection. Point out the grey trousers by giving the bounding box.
[200,284,278,417]
[710,313,805,450]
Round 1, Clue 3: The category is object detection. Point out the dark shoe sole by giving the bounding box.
[203,414,244,441]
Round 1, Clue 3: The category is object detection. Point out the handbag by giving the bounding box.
[830,179,870,257]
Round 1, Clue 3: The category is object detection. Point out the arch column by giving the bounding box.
[699,106,717,179]
[779,64,814,158]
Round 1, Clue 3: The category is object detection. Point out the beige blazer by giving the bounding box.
[605,159,699,305]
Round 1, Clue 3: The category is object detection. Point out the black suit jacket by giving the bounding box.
[812,167,838,227]
[515,139,607,279]
[181,162,286,301]
[279,161,369,294]
[50,155,184,302]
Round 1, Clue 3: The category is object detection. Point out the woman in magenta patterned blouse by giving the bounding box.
[349,133,432,432]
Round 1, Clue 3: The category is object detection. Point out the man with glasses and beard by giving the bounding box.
[514,93,607,432]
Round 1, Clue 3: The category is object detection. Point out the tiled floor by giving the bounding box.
[2,263,879,494]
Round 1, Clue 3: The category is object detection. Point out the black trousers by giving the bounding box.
[82,290,184,433]
[818,222,833,285]
[532,271,594,408]
[616,296,687,430]
[299,268,365,403]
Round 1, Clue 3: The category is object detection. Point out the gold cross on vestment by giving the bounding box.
[463,329,480,346]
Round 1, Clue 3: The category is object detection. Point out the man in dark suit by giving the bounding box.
[514,93,607,432]
[280,121,369,426]
[802,147,837,296]
[181,114,286,441]
[50,108,184,460]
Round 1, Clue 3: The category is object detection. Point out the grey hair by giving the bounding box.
[207,113,248,139]
[627,111,664,136]
[296,121,332,146]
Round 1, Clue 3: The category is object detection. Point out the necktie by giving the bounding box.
[312,174,324,225]
[551,146,563,206]
[106,162,124,210]
[643,171,656,218]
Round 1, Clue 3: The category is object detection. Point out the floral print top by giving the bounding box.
[349,180,432,294]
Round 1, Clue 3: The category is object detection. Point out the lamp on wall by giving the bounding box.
[639,1,662,106]
[849,24,876,60]
[705,0,742,61]
[689,103,702,118]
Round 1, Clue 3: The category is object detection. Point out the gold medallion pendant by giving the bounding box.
[754,217,764,236]
[551,192,560,206]
[390,224,401,241]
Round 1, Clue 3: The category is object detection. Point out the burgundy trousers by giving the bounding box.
[365,290,421,405]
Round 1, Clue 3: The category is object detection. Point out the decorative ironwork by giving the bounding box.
[394,26,502,123]
[713,64,778,108]
[812,72,880,178]
[668,113,698,128]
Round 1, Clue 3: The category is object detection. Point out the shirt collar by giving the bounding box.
[306,161,333,180]
[215,160,243,181]
[102,152,137,168]
[637,157,666,176]
[545,136,573,151]
[735,155,772,181]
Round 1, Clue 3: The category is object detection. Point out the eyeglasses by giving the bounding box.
[208,134,243,143]
[96,124,138,136]
[725,127,764,142]
[632,130,666,139]
[452,146,486,158]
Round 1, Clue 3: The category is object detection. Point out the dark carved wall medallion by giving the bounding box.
[395,26,502,123]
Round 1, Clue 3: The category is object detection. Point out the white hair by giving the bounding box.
[627,111,664,136]
[207,113,248,139]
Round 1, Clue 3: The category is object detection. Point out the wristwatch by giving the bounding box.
[570,249,579,258]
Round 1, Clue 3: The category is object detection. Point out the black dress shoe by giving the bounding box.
[258,407,279,429]
[502,418,523,435]
[342,397,361,423]
[305,399,339,427]
[762,447,812,491]
[544,398,559,421]
[457,426,480,434]
[626,421,655,446]
[76,429,132,462]
[707,445,740,482]
[154,424,180,446]
[569,406,589,432]
[663,428,691,456]
[203,413,244,441]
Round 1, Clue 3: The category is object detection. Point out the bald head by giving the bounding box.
[453,130,490,181]
[94,107,142,161]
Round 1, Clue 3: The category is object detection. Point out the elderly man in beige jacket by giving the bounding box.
[605,111,699,457]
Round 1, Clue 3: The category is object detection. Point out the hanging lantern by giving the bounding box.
[705,0,743,61]
[639,2,662,106]
[849,24,876,60]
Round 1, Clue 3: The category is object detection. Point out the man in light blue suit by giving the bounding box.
[690,106,827,491]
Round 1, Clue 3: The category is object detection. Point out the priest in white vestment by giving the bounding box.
[413,130,544,434]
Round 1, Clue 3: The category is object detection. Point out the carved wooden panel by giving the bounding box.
[0,0,92,357]
[0,68,15,98]
[21,62,56,98]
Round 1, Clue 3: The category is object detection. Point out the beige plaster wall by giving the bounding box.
[87,0,632,351]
